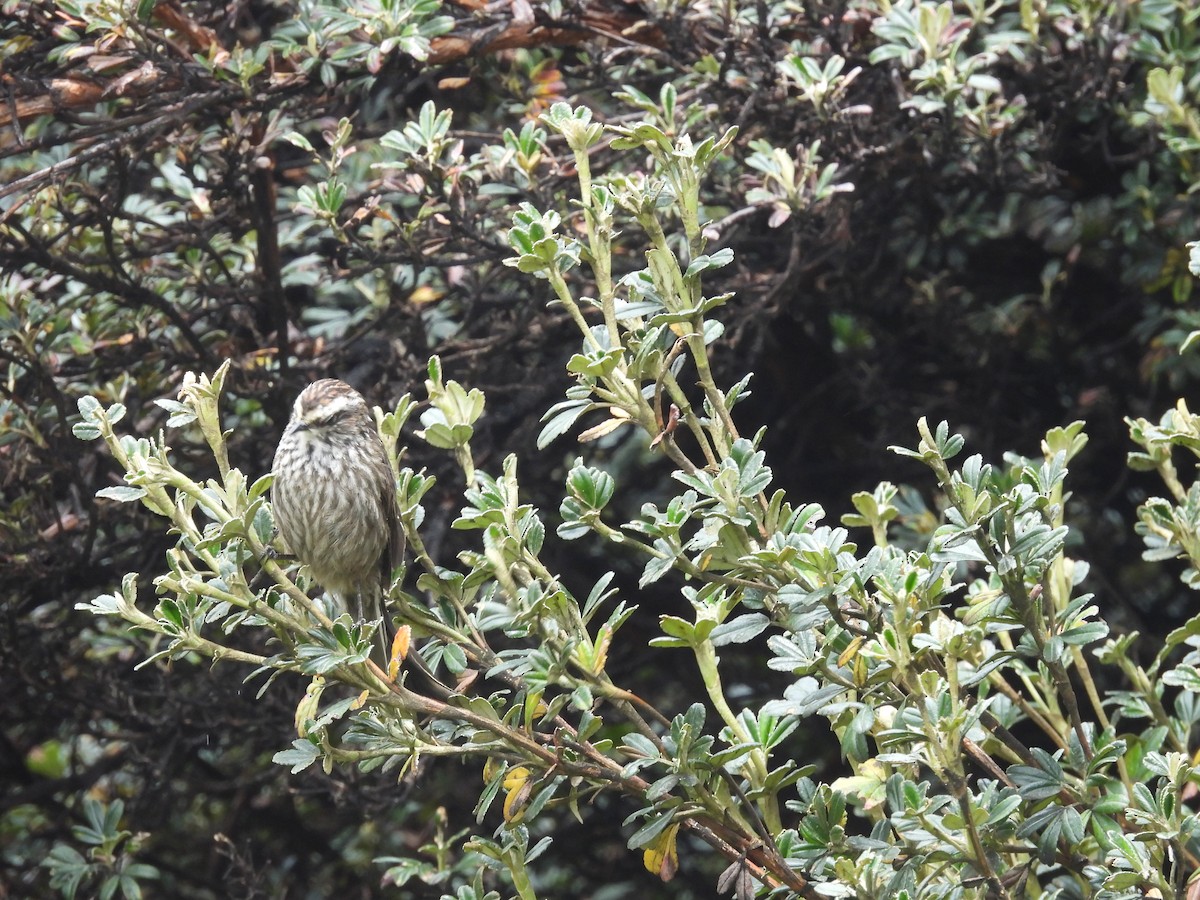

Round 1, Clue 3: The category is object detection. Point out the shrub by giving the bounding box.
[6,0,1200,895]
[73,104,1200,897]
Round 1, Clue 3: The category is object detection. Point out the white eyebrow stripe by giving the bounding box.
[307,392,360,419]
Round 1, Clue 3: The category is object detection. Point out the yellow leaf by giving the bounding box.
[642,822,680,882]
[388,625,412,681]
[408,285,443,305]
[294,676,325,737]
[837,636,864,668]
[578,417,629,442]
[503,766,531,791]
[483,757,503,784]
[590,626,612,674]
[502,766,533,823]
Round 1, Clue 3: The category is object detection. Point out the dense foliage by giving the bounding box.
[4,0,1200,897]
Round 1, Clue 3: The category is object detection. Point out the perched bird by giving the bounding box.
[271,378,403,662]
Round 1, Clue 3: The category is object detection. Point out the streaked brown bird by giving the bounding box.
[271,378,403,662]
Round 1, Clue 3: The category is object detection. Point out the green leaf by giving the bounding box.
[626,811,676,849]
[683,248,734,278]
[97,485,148,502]
[155,398,198,428]
[640,542,677,587]
[567,463,615,510]
[1161,665,1200,692]
[657,615,698,642]
[710,613,769,646]
[421,421,474,449]
[539,398,591,448]
[566,349,623,377]
[273,739,321,773]
[1058,620,1109,647]
[283,131,315,152]
[1009,751,1065,801]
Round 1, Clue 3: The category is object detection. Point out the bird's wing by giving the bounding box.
[382,477,405,585]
